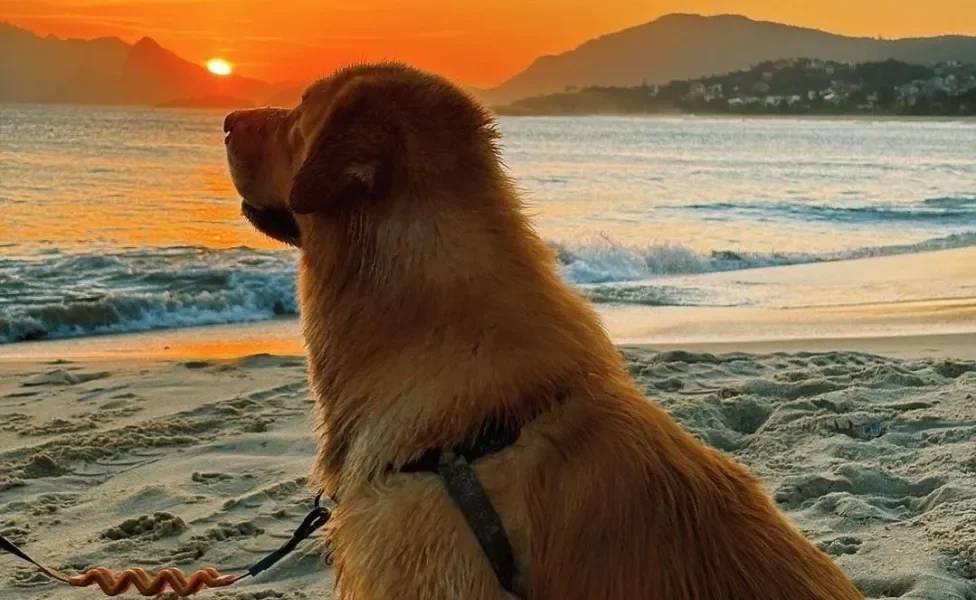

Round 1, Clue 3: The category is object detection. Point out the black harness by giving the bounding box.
[1,419,523,597]
[393,419,522,595]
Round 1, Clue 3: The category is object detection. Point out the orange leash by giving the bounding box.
[0,491,331,597]
[67,567,235,596]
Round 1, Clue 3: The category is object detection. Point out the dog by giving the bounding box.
[224,62,864,600]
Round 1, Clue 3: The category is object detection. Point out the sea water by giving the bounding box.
[1,105,974,343]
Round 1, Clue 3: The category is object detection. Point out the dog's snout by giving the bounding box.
[223,111,240,134]
[224,109,287,145]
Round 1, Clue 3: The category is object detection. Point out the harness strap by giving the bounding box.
[438,453,518,595]
[393,418,523,596]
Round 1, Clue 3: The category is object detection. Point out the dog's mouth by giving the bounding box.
[241,201,301,248]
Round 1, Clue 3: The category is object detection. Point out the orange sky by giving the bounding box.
[4,0,976,86]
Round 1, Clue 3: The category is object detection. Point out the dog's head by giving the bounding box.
[224,63,499,249]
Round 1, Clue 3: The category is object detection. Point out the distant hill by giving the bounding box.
[0,22,272,107]
[482,14,976,105]
[0,22,130,104]
[497,58,976,117]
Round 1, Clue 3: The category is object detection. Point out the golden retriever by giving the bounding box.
[224,62,863,600]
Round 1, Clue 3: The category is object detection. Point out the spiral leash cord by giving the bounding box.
[0,491,331,597]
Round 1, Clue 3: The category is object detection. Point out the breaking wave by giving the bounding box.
[3,230,975,343]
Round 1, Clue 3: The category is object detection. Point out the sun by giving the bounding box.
[206,58,233,76]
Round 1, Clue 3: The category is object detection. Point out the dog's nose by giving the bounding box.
[223,111,239,134]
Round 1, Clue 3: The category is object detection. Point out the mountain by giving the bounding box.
[0,22,130,104]
[0,22,267,107]
[121,37,267,105]
[482,14,976,105]
[8,16,976,110]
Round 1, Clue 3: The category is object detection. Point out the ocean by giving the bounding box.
[1,104,975,344]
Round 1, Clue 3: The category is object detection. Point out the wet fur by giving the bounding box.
[226,63,864,600]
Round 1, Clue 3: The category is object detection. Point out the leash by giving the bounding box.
[0,490,331,596]
[2,418,528,597]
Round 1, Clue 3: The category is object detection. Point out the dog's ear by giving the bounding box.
[289,77,397,216]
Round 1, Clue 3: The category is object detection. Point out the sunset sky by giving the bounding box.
[4,0,976,86]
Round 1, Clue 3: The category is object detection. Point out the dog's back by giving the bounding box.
[455,253,863,599]
[321,248,864,598]
[518,368,862,599]
[314,208,863,598]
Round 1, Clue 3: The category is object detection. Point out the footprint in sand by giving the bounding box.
[8,566,55,589]
[21,369,110,387]
[220,477,310,513]
[774,465,957,526]
[0,477,27,492]
[818,535,863,556]
[0,522,31,546]
[192,471,236,485]
[131,518,266,566]
[19,416,98,437]
[0,413,32,433]
[101,512,188,541]
[1,390,40,400]
[198,520,264,542]
[17,492,83,516]
[20,454,70,479]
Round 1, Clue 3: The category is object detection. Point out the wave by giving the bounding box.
[0,247,298,344]
[3,230,976,343]
[922,196,976,209]
[677,197,976,224]
[554,231,976,287]
[576,283,711,307]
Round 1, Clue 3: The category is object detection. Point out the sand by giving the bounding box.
[2,340,976,599]
[0,354,330,599]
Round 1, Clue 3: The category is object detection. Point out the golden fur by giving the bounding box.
[224,62,864,600]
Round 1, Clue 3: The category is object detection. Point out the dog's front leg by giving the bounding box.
[328,480,518,600]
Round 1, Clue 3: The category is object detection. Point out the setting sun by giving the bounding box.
[206,58,232,76]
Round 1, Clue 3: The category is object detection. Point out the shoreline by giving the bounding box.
[1,316,973,362]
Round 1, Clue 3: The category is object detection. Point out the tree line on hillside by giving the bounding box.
[497,59,976,116]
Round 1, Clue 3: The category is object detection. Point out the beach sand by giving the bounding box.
[1,333,975,599]
[0,353,329,599]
